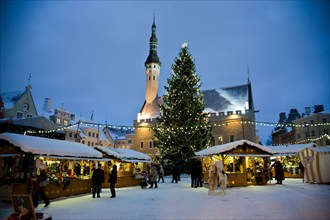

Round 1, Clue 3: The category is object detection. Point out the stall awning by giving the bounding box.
[195,139,274,157]
[0,132,102,159]
[94,146,151,162]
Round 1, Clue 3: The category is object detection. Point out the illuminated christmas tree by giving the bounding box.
[153,43,212,164]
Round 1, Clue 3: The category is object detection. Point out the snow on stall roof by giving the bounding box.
[269,143,317,156]
[95,146,151,162]
[304,146,330,153]
[0,133,102,158]
[195,139,274,157]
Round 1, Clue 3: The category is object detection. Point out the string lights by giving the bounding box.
[24,119,330,134]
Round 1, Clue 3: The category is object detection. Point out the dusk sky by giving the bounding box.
[1,1,329,143]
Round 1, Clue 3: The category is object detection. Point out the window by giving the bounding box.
[227,111,233,115]
[322,118,327,123]
[311,130,315,136]
[16,112,23,118]
[91,142,94,147]
[236,110,242,115]
[217,136,223,145]
[140,142,144,149]
[69,133,72,138]
[63,120,68,126]
[149,141,153,148]
[305,132,308,138]
[88,132,91,136]
[128,139,132,144]
[149,76,151,80]
[310,120,314,125]
[96,134,99,138]
[82,140,85,144]
[88,141,90,146]
[26,114,33,118]
[56,118,61,125]
[92,133,95,137]
[153,76,155,80]
[74,134,77,138]
[230,135,235,142]
[22,103,29,112]
[297,133,301,139]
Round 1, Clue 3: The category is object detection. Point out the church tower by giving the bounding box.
[144,16,161,103]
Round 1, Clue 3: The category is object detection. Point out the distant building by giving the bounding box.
[103,127,134,149]
[133,19,258,159]
[0,85,38,119]
[272,105,330,146]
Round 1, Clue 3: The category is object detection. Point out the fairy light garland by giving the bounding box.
[24,120,330,134]
[271,134,330,146]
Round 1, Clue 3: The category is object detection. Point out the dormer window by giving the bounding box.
[22,103,29,112]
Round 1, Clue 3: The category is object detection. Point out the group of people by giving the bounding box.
[91,163,118,198]
[139,164,165,189]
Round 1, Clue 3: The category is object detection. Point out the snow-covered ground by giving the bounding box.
[1,175,329,220]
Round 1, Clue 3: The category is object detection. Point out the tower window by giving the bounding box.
[153,76,155,80]
[149,76,151,80]
[140,142,144,149]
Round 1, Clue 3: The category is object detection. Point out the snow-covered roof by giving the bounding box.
[203,84,250,113]
[104,127,133,141]
[0,91,24,109]
[303,146,330,153]
[0,116,61,130]
[195,139,274,157]
[94,146,151,162]
[0,132,102,159]
[269,143,317,156]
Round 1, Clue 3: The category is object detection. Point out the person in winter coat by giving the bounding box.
[148,165,158,188]
[33,164,50,207]
[157,165,165,183]
[109,164,118,198]
[92,164,105,198]
[273,158,284,184]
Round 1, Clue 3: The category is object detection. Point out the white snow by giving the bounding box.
[269,143,318,156]
[0,133,102,159]
[1,176,329,220]
[94,146,151,162]
[196,139,274,157]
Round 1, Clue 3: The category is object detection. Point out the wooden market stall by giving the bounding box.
[269,143,317,179]
[195,140,274,187]
[94,146,151,188]
[0,132,103,201]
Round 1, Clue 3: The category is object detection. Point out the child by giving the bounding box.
[139,171,148,189]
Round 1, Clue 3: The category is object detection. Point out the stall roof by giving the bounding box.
[94,146,151,162]
[0,132,102,159]
[269,143,318,156]
[195,139,274,157]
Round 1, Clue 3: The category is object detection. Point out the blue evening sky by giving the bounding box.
[1,1,329,143]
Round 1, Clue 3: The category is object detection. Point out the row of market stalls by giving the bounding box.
[0,132,151,201]
[195,140,330,186]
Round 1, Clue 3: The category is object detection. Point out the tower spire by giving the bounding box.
[145,13,161,66]
[247,65,250,84]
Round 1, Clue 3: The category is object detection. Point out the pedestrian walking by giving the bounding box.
[148,164,158,188]
[157,165,165,183]
[108,164,118,198]
[272,158,284,184]
[171,164,179,183]
[33,164,50,207]
[92,163,105,198]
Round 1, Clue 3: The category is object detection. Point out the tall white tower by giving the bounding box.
[144,16,161,103]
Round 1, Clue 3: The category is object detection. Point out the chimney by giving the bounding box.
[278,112,286,124]
[305,107,311,115]
[313,105,324,113]
[43,98,52,113]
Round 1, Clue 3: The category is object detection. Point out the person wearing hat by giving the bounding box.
[33,164,50,207]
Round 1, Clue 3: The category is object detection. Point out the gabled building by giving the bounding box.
[0,85,38,119]
[103,127,134,149]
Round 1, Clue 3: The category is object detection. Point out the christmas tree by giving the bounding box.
[153,43,212,164]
